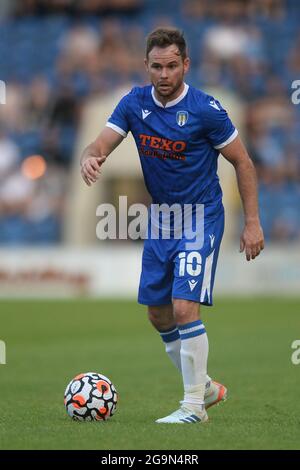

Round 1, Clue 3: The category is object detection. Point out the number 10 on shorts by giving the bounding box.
[179,251,202,276]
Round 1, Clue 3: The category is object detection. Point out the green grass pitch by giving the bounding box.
[0,298,299,450]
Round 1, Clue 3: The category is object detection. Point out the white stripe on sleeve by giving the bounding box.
[106,122,127,138]
[214,128,238,149]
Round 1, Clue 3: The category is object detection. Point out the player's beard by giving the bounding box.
[154,75,184,100]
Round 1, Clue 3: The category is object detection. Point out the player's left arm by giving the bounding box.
[220,135,265,261]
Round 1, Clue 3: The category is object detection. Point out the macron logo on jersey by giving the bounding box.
[142,109,152,120]
[188,280,198,292]
[209,100,220,111]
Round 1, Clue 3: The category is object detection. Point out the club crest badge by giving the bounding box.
[176,110,189,127]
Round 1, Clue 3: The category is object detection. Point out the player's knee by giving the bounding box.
[148,305,174,331]
[173,299,200,324]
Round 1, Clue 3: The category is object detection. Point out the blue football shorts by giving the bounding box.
[138,209,224,307]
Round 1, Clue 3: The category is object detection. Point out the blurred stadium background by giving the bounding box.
[0,0,300,451]
[0,0,300,299]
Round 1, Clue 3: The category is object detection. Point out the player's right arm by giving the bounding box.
[81,89,133,186]
[80,127,124,186]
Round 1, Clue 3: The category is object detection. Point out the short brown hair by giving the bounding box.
[146,28,187,60]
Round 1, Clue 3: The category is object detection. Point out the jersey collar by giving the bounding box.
[151,83,189,108]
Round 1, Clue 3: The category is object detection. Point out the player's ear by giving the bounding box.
[144,58,149,72]
[183,57,190,74]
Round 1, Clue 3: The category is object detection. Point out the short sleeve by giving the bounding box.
[106,93,131,138]
[202,95,238,149]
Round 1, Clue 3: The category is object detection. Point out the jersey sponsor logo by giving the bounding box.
[139,134,186,152]
[209,100,220,111]
[176,110,189,127]
[188,279,198,291]
[142,109,152,120]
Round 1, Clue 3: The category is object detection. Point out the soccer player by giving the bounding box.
[80,28,264,424]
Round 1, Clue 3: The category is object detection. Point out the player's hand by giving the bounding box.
[81,156,106,186]
[240,221,264,261]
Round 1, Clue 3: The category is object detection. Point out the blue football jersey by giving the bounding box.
[106,83,238,216]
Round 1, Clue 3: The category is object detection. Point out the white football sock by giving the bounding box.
[178,320,209,408]
[159,326,211,390]
[165,338,182,372]
[159,327,182,371]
